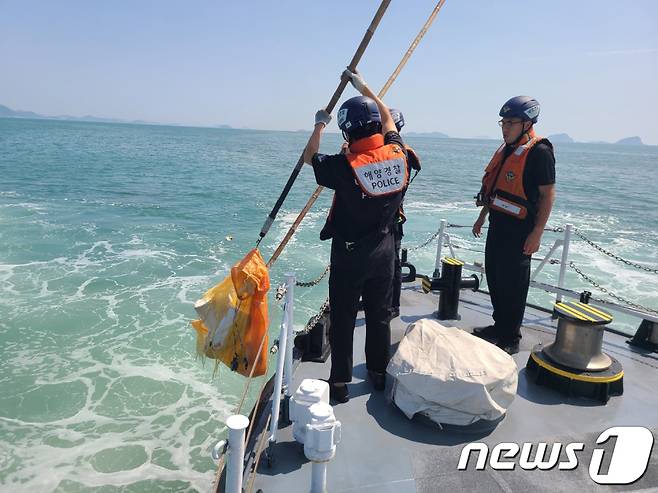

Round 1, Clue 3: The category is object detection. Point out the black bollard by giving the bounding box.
[400,248,417,283]
[580,291,592,304]
[436,258,479,320]
[438,258,462,319]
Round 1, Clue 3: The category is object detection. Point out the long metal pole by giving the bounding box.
[257,0,392,244]
[267,0,448,266]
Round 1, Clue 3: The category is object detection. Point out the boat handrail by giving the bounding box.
[431,220,658,324]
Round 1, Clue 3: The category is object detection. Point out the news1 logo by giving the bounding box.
[458,426,654,485]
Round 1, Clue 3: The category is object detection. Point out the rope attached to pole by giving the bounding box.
[267,0,448,267]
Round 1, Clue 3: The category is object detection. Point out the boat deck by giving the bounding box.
[249,285,658,492]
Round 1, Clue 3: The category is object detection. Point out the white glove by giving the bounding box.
[342,69,367,93]
[315,109,332,127]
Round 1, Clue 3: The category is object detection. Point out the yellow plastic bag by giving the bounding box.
[192,248,270,377]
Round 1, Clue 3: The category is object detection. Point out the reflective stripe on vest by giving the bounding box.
[346,135,408,197]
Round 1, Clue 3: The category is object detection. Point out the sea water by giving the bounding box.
[1,118,657,491]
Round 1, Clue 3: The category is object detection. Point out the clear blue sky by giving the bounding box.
[1,1,657,143]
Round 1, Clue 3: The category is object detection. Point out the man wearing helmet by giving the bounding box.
[303,69,409,403]
[388,108,421,319]
[472,96,556,355]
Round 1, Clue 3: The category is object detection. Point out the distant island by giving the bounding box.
[547,132,645,146]
[0,104,233,129]
[615,136,643,145]
[547,133,574,143]
[0,103,137,124]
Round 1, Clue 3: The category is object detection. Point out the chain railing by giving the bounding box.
[572,229,658,275]
[295,264,330,287]
[277,221,657,340]
[568,261,658,315]
[406,235,561,265]
[399,221,656,316]
[301,297,330,334]
[407,229,442,251]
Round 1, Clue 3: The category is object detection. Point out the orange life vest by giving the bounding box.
[320,134,409,241]
[479,128,545,220]
[345,134,408,197]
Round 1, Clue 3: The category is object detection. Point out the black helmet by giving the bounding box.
[337,96,381,135]
[499,96,540,123]
[389,108,405,132]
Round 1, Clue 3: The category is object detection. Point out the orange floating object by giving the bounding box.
[192,248,270,377]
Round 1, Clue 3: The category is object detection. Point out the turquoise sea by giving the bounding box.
[1,118,657,491]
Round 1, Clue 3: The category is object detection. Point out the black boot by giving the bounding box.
[472,325,498,342]
[367,370,386,391]
[327,382,349,403]
[496,340,520,355]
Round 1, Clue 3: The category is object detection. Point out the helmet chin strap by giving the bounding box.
[510,122,532,146]
[342,130,352,145]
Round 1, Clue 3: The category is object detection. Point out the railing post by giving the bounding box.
[226,414,249,493]
[530,239,563,282]
[433,219,448,278]
[556,224,573,304]
[283,273,295,419]
[311,462,328,493]
[269,304,288,445]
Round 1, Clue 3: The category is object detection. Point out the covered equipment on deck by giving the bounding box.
[387,318,518,427]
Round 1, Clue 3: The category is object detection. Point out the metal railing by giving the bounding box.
[427,219,658,325]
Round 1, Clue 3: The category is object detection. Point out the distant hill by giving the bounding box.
[0,104,125,123]
[548,133,574,143]
[545,133,646,146]
[615,136,643,145]
[0,104,42,119]
[406,131,450,138]
[0,103,238,129]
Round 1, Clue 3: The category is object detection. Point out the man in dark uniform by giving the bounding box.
[388,108,421,319]
[303,69,408,402]
[472,96,556,355]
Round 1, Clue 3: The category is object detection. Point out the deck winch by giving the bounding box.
[526,301,624,403]
[421,257,479,320]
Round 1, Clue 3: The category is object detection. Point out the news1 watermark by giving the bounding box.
[458,426,654,485]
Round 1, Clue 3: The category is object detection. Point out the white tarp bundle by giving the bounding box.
[387,318,518,426]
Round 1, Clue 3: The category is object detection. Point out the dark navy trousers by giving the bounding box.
[485,222,532,344]
[328,231,395,383]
